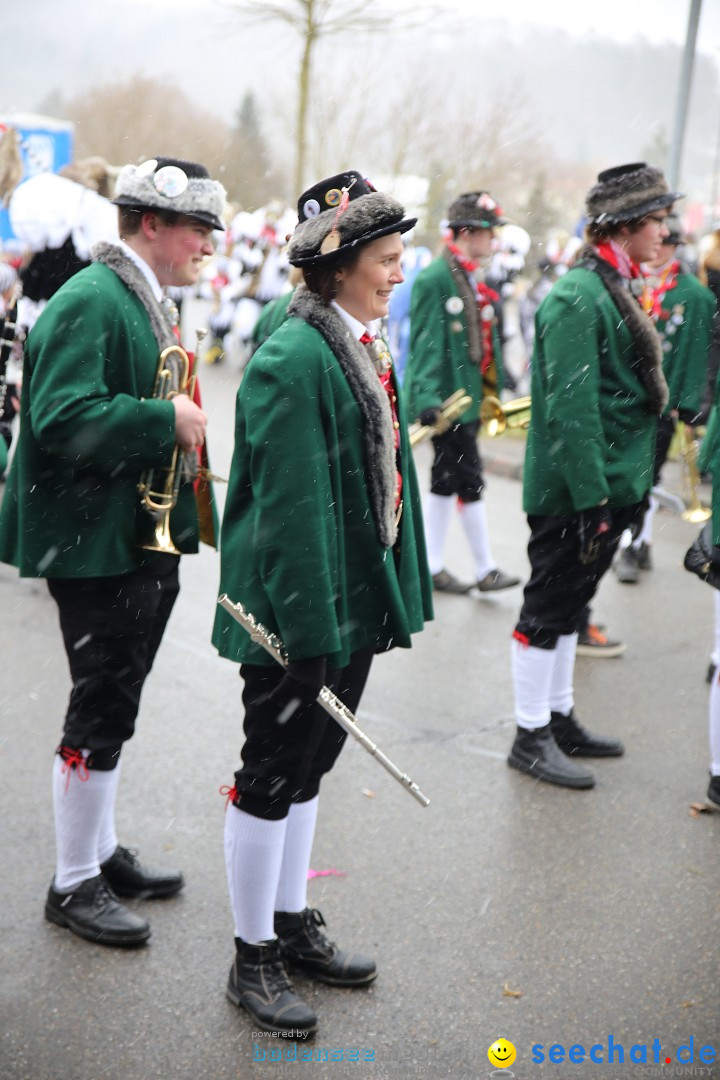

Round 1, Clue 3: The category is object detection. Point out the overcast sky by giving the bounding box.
[132,0,717,48]
[113,0,720,51]
[5,0,719,127]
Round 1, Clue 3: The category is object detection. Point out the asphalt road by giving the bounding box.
[1,312,719,1080]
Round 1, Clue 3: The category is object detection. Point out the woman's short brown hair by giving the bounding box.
[302,247,362,303]
[585,218,647,245]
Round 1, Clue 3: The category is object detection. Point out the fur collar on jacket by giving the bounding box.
[288,284,398,549]
[91,242,176,352]
[574,245,668,415]
[441,247,483,368]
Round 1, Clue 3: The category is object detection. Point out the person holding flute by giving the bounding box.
[212,170,432,1036]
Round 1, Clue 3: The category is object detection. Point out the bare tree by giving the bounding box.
[216,0,440,193]
[65,76,230,178]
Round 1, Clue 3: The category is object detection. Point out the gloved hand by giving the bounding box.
[684,523,720,591]
[419,407,441,427]
[577,503,612,564]
[264,656,327,723]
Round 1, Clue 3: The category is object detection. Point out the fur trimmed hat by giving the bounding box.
[447,191,507,229]
[112,156,226,231]
[585,162,683,227]
[287,170,416,268]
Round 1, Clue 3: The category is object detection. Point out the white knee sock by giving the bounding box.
[710,669,720,776]
[224,804,288,943]
[96,760,122,865]
[618,527,632,552]
[423,493,455,575]
[548,633,577,716]
[52,752,119,892]
[634,497,657,547]
[511,637,556,730]
[274,796,319,913]
[458,499,495,579]
[712,592,720,667]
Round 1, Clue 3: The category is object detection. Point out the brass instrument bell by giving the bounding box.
[480,395,531,438]
[678,422,711,524]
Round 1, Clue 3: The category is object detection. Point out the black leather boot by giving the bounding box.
[45,874,151,946]
[550,710,624,757]
[707,775,720,810]
[100,845,184,899]
[275,908,377,986]
[508,724,595,789]
[226,937,317,1035]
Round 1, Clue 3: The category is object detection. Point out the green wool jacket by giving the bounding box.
[699,368,720,546]
[0,264,200,578]
[212,314,433,669]
[405,254,503,424]
[523,267,659,515]
[654,271,716,417]
[250,289,295,353]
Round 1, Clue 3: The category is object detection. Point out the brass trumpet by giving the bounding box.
[678,422,711,524]
[409,389,472,447]
[138,343,196,554]
[480,394,531,437]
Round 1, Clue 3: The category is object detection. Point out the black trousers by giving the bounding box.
[515,503,644,649]
[430,420,484,502]
[47,555,180,767]
[653,414,676,486]
[234,647,375,820]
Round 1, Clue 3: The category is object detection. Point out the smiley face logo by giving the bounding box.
[488,1039,516,1068]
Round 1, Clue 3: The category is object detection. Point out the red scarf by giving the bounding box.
[445,240,499,372]
[594,240,650,312]
[593,240,642,281]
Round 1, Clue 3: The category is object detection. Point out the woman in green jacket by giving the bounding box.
[212,171,432,1036]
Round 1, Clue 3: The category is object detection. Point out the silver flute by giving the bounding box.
[217,595,430,807]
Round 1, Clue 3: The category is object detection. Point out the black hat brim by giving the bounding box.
[588,190,684,226]
[289,215,417,268]
[447,215,508,229]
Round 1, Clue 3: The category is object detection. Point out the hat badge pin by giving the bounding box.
[302,198,321,219]
[154,165,189,198]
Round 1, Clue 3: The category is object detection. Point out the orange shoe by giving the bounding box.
[576,624,626,658]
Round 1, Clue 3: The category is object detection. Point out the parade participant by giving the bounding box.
[0,156,226,946]
[212,170,432,1035]
[4,149,120,335]
[0,261,20,469]
[508,162,679,789]
[615,213,716,583]
[404,191,520,594]
[688,363,720,805]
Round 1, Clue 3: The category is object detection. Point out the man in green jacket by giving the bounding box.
[0,156,226,945]
[405,192,520,595]
[615,213,717,582]
[509,162,681,790]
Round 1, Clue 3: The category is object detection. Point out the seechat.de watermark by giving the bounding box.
[529,1037,716,1067]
